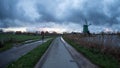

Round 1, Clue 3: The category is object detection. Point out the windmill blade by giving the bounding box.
[88,24,91,26]
[85,19,87,25]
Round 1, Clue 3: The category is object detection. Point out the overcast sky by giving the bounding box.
[0,0,120,33]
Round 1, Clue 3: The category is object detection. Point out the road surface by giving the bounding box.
[35,37,97,68]
[35,37,79,68]
[0,39,50,68]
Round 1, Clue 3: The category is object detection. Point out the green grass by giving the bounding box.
[63,37,119,68]
[7,39,53,68]
[0,43,13,52]
[0,33,51,52]
[0,34,42,42]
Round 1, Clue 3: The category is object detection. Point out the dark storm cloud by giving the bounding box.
[64,0,120,25]
[0,0,120,32]
[36,4,57,22]
[0,0,18,19]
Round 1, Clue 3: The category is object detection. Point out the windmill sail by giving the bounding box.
[85,19,88,25]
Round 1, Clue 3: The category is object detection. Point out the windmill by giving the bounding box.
[83,19,91,35]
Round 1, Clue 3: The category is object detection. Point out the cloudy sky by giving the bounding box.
[0,0,120,33]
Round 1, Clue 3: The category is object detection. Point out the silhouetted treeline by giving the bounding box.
[0,31,62,36]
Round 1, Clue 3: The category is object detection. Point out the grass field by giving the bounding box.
[63,35,120,68]
[0,33,49,52]
[7,39,53,68]
[0,33,42,42]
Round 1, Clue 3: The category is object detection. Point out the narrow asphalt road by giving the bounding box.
[0,39,50,68]
[37,37,79,68]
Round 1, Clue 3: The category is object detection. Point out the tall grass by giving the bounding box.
[64,36,119,68]
[64,34,120,62]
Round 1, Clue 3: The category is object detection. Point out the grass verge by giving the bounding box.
[63,37,119,68]
[0,43,13,52]
[0,33,51,52]
[7,39,53,68]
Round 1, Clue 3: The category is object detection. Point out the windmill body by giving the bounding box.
[83,24,89,33]
[83,19,91,35]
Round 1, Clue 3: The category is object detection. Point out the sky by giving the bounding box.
[0,0,120,33]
